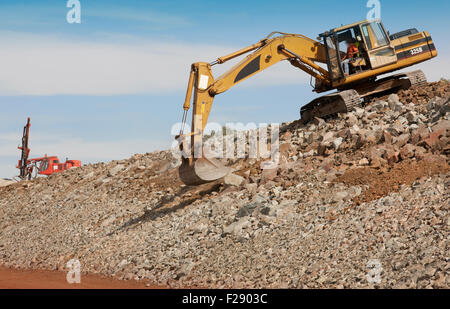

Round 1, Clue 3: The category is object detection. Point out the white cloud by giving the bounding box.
[0,31,446,96]
[0,31,311,96]
[0,132,170,160]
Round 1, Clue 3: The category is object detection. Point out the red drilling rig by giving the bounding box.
[17,117,82,180]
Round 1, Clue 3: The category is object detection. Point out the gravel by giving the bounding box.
[0,81,448,288]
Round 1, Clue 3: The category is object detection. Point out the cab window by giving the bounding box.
[362,26,372,49]
[361,22,389,50]
[40,160,49,171]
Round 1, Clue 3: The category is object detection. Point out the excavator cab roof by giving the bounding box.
[318,19,379,38]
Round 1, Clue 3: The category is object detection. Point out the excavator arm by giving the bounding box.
[178,32,329,185]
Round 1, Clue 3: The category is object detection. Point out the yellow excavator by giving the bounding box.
[177,18,438,186]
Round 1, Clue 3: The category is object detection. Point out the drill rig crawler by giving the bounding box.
[177,18,438,186]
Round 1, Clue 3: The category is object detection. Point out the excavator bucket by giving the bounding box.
[179,156,232,186]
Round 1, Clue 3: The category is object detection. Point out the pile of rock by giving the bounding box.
[0,81,448,289]
[285,89,448,163]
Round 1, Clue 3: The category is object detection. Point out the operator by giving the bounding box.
[341,38,359,76]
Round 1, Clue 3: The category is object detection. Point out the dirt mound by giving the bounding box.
[336,157,449,206]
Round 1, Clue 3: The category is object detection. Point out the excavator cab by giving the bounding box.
[320,19,396,80]
[321,24,364,81]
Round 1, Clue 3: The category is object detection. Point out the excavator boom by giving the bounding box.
[178,33,328,186]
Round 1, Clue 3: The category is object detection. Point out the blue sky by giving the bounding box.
[0,0,448,178]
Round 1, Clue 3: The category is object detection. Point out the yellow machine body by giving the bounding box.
[177,19,437,186]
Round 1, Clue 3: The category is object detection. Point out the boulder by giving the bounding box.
[345,113,358,126]
[108,164,125,177]
[372,100,387,111]
[0,179,14,188]
[236,202,259,218]
[358,158,370,166]
[405,111,418,124]
[388,94,403,112]
[224,173,245,187]
[395,133,411,147]
[399,144,416,160]
[333,137,344,151]
[322,131,335,143]
[386,149,400,165]
[419,129,446,150]
[223,217,251,236]
[261,168,278,183]
[383,130,393,144]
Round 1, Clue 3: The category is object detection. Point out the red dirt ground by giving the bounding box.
[0,266,166,289]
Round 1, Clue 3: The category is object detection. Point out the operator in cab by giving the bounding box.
[341,38,359,76]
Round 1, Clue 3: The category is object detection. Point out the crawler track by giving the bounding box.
[300,70,427,122]
[300,89,362,121]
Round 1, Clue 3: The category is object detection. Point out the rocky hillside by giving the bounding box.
[0,80,448,288]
